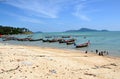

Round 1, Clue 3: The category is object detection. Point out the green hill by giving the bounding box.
[0,25,32,35]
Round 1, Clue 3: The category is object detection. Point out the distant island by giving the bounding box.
[65,28,109,32]
[34,31,43,33]
[0,25,32,35]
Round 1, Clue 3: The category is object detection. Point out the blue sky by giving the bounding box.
[0,0,120,32]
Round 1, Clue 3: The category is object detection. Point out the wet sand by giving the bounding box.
[0,43,120,79]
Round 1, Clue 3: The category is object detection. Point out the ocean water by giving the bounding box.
[1,31,120,57]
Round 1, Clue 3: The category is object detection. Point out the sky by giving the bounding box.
[0,0,120,32]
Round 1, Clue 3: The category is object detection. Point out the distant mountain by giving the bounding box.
[65,30,77,32]
[65,28,109,32]
[101,29,109,32]
[78,28,98,32]
[34,31,43,33]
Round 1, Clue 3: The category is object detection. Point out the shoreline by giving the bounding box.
[1,31,120,57]
[0,42,120,79]
[1,41,119,58]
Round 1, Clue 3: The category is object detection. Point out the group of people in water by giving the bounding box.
[85,49,109,56]
[96,50,109,56]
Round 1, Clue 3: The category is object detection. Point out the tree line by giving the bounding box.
[0,25,32,35]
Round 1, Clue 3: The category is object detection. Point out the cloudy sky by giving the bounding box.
[0,0,120,32]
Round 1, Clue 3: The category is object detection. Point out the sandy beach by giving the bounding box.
[0,43,120,79]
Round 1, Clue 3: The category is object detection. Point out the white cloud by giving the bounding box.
[73,4,91,21]
[4,0,99,21]
[76,14,90,21]
[8,12,44,24]
[72,0,101,21]
[5,0,62,18]
[5,0,87,18]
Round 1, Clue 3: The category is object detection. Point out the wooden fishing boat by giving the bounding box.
[74,41,90,48]
[2,37,18,41]
[66,38,75,42]
[49,39,58,43]
[59,38,75,43]
[45,36,52,38]
[66,41,75,45]
[62,36,71,38]
[17,38,31,41]
[42,39,49,42]
[59,39,66,43]
[29,38,43,41]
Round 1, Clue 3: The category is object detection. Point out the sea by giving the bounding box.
[0,31,120,57]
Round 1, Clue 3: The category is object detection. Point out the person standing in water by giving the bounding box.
[96,50,98,54]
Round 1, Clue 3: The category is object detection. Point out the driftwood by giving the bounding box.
[0,65,20,74]
[84,73,96,77]
[92,63,117,69]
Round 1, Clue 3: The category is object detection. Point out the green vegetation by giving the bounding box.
[0,25,32,35]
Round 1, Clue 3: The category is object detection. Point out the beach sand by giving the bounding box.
[0,43,120,79]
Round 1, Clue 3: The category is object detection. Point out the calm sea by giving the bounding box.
[1,31,120,57]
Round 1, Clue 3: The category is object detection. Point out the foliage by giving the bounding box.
[0,25,32,34]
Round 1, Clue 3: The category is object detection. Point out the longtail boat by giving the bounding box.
[29,38,43,41]
[66,41,75,45]
[74,41,90,48]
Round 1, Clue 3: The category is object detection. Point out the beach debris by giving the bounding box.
[84,73,96,77]
[19,69,22,72]
[65,67,67,69]
[32,66,36,69]
[10,76,12,78]
[84,55,88,57]
[21,61,33,66]
[50,59,53,61]
[59,65,62,67]
[110,63,117,66]
[101,66,111,69]
[36,65,39,67]
[20,76,28,78]
[25,70,27,72]
[49,69,57,74]
[38,55,46,57]
[101,63,117,67]
[72,68,89,71]
[71,72,74,74]
[0,65,20,74]
[92,63,117,69]
[16,59,22,62]
[91,65,99,69]
[25,76,27,78]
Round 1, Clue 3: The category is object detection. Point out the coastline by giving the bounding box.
[0,42,120,79]
[1,31,120,57]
